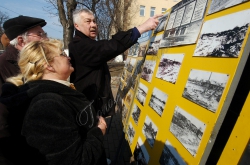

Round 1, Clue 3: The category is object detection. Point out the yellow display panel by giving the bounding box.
[120,1,250,164]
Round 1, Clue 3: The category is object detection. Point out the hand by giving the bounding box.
[136,14,163,34]
[97,116,107,135]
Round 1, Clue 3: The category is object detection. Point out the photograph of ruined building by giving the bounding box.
[146,34,163,55]
[194,9,250,57]
[127,122,136,145]
[142,116,158,147]
[170,106,206,156]
[182,69,229,112]
[141,60,157,82]
[136,83,148,106]
[132,104,141,125]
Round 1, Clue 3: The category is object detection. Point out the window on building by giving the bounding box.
[150,7,155,17]
[140,5,145,16]
[162,8,167,13]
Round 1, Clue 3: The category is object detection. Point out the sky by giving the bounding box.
[0,0,63,39]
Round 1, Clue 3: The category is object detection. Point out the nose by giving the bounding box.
[67,56,71,60]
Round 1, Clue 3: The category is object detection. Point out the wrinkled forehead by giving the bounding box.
[81,12,95,20]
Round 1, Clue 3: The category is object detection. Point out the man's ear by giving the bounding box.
[16,36,25,49]
[74,23,79,31]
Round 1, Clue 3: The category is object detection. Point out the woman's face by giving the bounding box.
[50,50,74,80]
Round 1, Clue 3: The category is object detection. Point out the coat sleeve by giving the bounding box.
[70,29,136,67]
[21,94,105,165]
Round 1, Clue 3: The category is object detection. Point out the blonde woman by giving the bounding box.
[0,39,108,165]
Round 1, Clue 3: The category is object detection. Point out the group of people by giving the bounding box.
[0,9,161,165]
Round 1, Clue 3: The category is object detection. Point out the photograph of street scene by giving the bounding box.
[170,106,206,156]
[141,60,157,82]
[159,140,187,165]
[194,9,250,57]
[208,0,249,14]
[182,69,229,112]
[149,87,168,116]
[136,83,148,106]
[133,137,150,165]
[131,104,141,125]
[142,116,158,147]
[156,54,184,84]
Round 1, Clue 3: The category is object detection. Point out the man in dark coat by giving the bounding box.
[69,9,161,116]
[0,15,47,165]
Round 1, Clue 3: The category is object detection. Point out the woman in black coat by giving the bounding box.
[0,39,108,165]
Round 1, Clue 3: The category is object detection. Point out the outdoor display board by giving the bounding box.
[116,0,250,164]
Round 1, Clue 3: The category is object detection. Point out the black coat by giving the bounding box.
[68,29,137,116]
[0,80,107,165]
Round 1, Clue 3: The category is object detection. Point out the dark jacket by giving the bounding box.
[0,45,20,95]
[0,80,107,165]
[68,29,139,116]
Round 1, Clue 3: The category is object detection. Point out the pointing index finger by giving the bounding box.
[153,14,163,19]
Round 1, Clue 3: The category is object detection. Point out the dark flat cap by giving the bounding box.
[3,15,47,40]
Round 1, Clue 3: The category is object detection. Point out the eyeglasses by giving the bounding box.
[59,52,68,57]
[27,32,48,39]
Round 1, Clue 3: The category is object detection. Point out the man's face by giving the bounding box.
[25,26,48,42]
[75,12,98,39]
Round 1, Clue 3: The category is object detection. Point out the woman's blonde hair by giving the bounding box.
[7,39,63,86]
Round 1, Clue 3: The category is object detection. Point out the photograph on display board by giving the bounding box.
[125,72,132,85]
[154,12,170,34]
[194,9,250,57]
[124,57,130,69]
[141,60,157,83]
[182,69,229,112]
[127,58,137,73]
[132,137,150,165]
[170,106,206,156]
[146,34,163,55]
[149,87,168,116]
[138,41,149,57]
[128,43,140,57]
[136,83,148,106]
[160,0,208,47]
[156,54,184,84]
[159,140,187,165]
[127,122,136,145]
[131,104,141,125]
[122,104,129,124]
[126,91,133,105]
[208,0,249,15]
[142,116,158,147]
[121,69,127,80]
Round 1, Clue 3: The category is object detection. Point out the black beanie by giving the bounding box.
[3,15,47,40]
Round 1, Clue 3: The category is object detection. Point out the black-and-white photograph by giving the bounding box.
[149,87,168,116]
[156,54,184,84]
[170,106,206,156]
[127,122,136,145]
[128,43,140,57]
[182,69,229,112]
[124,57,130,69]
[159,140,187,165]
[122,104,129,124]
[160,0,208,47]
[138,41,149,57]
[136,83,148,106]
[142,116,158,147]
[133,137,150,165]
[125,72,132,86]
[121,69,127,80]
[208,0,249,14]
[146,34,163,55]
[126,91,133,105]
[194,9,250,57]
[131,104,141,125]
[127,58,137,73]
[141,60,157,83]
[154,12,169,34]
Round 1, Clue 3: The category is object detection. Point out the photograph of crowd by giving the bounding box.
[156,54,184,84]
[194,9,250,57]
[170,106,206,156]
[142,116,158,147]
[149,87,168,116]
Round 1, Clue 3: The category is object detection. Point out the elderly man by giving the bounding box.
[69,9,161,117]
[0,15,47,165]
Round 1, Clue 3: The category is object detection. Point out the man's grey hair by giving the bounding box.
[73,9,94,24]
[9,32,28,47]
